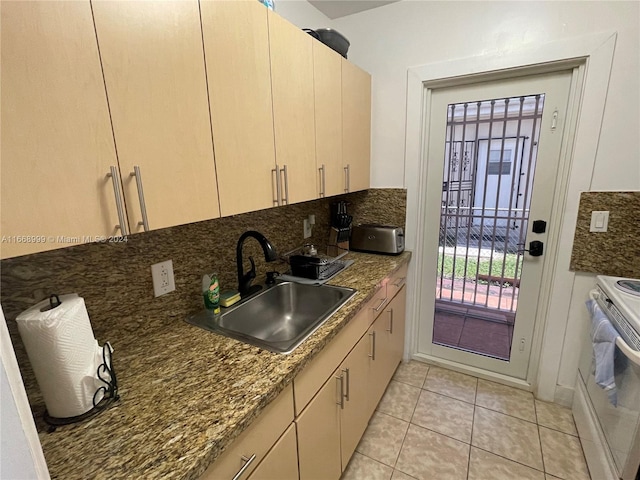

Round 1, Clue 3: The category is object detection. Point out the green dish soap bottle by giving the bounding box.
[202,273,220,314]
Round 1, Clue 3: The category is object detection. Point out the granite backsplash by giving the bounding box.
[570,191,640,278]
[1,188,406,407]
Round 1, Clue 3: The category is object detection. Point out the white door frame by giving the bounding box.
[403,31,617,400]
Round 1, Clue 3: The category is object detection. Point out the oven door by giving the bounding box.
[584,341,640,479]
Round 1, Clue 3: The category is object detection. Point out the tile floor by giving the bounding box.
[341,361,590,480]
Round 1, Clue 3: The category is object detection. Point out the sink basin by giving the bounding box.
[186,282,356,354]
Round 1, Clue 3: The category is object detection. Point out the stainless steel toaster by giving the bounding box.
[350,224,405,255]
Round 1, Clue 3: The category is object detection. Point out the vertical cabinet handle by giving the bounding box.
[336,374,345,409]
[280,164,289,205]
[387,308,394,334]
[319,164,325,198]
[130,166,150,232]
[342,367,350,401]
[107,166,129,236]
[231,453,256,480]
[344,165,350,193]
[272,164,281,206]
[369,331,376,360]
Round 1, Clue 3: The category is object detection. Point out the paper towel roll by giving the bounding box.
[16,294,105,418]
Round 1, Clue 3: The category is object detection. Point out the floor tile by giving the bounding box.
[468,447,545,480]
[341,452,393,480]
[377,381,421,421]
[535,400,578,436]
[423,365,477,403]
[391,471,417,480]
[393,360,429,388]
[471,406,543,470]
[545,476,563,480]
[395,424,469,480]
[411,389,474,443]
[356,411,409,467]
[539,426,590,479]
[475,379,536,422]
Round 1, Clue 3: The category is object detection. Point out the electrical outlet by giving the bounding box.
[151,260,175,297]
[303,218,312,239]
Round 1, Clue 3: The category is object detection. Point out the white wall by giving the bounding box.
[0,308,49,479]
[329,0,639,190]
[273,0,334,29]
[283,0,640,401]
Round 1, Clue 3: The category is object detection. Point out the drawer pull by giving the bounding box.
[373,297,387,312]
[336,374,345,409]
[343,368,350,401]
[272,164,281,206]
[232,453,256,480]
[387,308,394,334]
[107,166,129,236]
[393,277,406,288]
[130,166,150,232]
[369,331,376,360]
[319,164,325,198]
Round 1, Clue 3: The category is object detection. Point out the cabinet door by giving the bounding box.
[388,286,407,365]
[201,0,277,216]
[248,423,298,480]
[296,371,342,480]
[313,42,343,198]
[268,11,317,204]
[368,287,407,414]
[340,332,372,470]
[342,59,371,193]
[0,1,119,259]
[92,0,220,233]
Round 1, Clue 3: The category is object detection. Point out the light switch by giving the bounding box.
[589,211,609,232]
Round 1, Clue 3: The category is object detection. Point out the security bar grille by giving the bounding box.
[436,94,545,314]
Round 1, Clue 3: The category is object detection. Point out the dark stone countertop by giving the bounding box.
[37,251,412,479]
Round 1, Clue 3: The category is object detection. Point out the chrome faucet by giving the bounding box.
[236,231,277,298]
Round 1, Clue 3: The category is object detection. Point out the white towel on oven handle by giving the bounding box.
[586,295,620,406]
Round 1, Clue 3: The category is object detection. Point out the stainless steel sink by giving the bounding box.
[186,281,356,354]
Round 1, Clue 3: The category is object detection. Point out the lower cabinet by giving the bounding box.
[200,384,294,480]
[201,274,408,480]
[248,423,298,480]
[296,372,342,480]
[297,284,407,479]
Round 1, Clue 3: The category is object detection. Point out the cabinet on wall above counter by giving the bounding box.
[92,0,221,233]
[0,1,121,259]
[0,0,373,259]
[200,0,278,216]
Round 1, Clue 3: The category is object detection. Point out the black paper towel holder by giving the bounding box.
[44,342,119,432]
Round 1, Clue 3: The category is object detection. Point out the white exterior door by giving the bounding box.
[419,70,573,379]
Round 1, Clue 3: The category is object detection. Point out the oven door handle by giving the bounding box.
[590,289,640,367]
[616,337,640,367]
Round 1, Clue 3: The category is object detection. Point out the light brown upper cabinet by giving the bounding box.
[200,0,278,216]
[92,0,220,233]
[268,10,317,204]
[342,59,371,193]
[0,1,120,259]
[313,42,344,198]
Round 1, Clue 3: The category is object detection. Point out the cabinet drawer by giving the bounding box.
[201,384,294,480]
[387,263,408,301]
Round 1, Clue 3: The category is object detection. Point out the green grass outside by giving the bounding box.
[438,253,519,281]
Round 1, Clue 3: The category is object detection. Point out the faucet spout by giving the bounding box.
[237,231,277,297]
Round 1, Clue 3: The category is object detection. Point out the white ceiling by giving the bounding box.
[307,0,399,19]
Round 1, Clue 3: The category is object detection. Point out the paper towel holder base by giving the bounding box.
[43,342,119,432]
